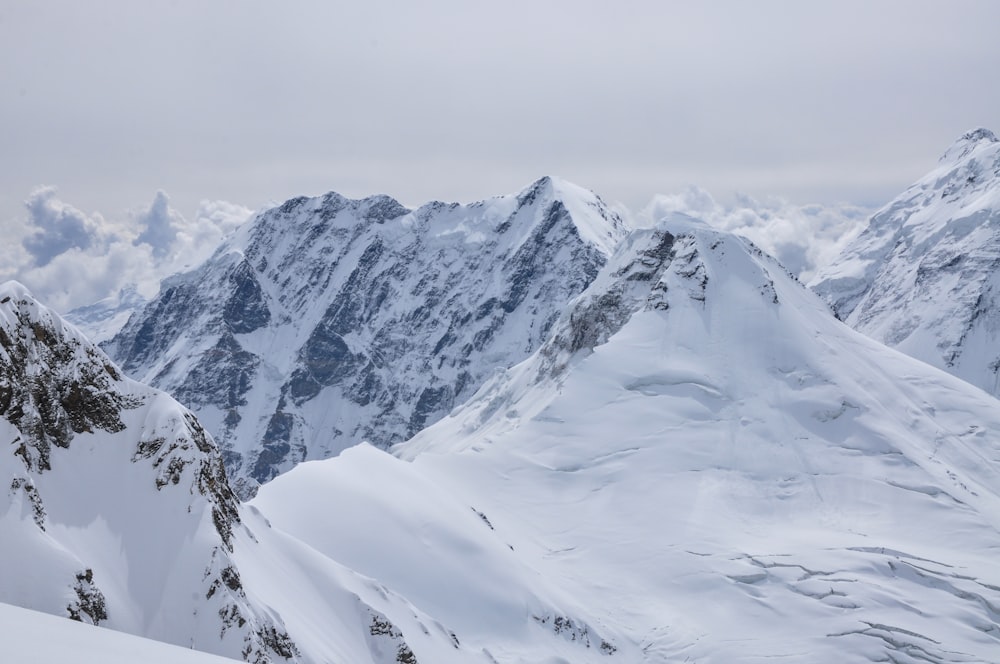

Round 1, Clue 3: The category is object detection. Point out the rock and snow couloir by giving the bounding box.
[103,177,627,495]
[811,128,1000,396]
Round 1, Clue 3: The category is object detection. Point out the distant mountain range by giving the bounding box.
[101,176,626,496]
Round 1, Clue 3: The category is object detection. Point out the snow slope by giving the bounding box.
[811,128,1000,396]
[256,216,1000,663]
[105,177,627,495]
[64,284,147,344]
[1,601,241,664]
[0,280,299,661]
[0,281,497,664]
[8,203,1000,662]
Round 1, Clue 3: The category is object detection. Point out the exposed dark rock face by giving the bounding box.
[224,260,271,334]
[538,230,677,378]
[0,289,138,473]
[105,178,628,494]
[0,282,299,663]
[67,569,108,626]
[367,609,419,664]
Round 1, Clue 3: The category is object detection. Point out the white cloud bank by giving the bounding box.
[1,188,252,313]
[2,183,872,315]
[641,187,872,283]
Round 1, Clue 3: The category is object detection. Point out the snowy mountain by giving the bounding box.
[7,200,1000,662]
[0,281,298,661]
[811,128,1000,396]
[104,177,627,495]
[0,281,531,663]
[251,216,1000,662]
[0,280,646,664]
[63,284,147,345]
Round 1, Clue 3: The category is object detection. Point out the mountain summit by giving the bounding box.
[811,128,1000,395]
[373,218,1000,661]
[104,178,627,494]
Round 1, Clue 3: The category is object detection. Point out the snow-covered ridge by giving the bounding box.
[383,219,1000,661]
[0,281,296,662]
[1,280,649,663]
[63,284,148,345]
[2,601,243,664]
[7,199,1000,662]
[938,126,998,164]
[811,127,1000,396]
[105,177,628,494]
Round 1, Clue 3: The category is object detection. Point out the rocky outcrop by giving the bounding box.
[0,281,298,663]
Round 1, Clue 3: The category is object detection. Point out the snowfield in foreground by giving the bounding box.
[1,601,241,664]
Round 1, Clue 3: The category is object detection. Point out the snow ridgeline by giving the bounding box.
[103,176,627,497]
[0,281,499,663]
[812,128,1000,397]
[257,217,1000,663]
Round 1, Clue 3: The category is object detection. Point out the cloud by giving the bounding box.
[134,190,181,258]
[2,182,870,314]
[2,187,253,313]
[21,187,112,266]
[642,187,872,282]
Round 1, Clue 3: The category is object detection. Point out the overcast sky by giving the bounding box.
[2,1,999,311]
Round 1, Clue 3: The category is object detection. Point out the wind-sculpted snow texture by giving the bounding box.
[105,177,627,495]
[811,128,1000,396]
[343,216,1000,662]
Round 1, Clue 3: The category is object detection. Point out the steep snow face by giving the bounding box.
[0,281,301,662]
[105,177,627,495]
[0,281,503,664]
[344,219,1000,662]
[811,128,1000,395]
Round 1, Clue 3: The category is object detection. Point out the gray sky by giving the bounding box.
[2,1,999,310]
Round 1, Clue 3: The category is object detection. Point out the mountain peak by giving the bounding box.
[106,179,629,492]
[812,126,1000,396]
[0,280,34,303]
[939,126,999,163]
[513,176,627,256]
[393,216,1000,662]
